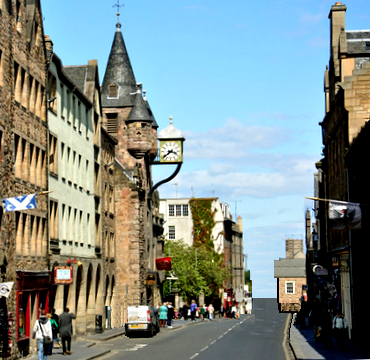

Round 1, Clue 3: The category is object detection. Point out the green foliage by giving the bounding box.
[164,239,230,301]
[189,198,216,250]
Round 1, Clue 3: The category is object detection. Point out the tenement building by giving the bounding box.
[313,2,370,346]
[0,0,48,357]
[46,43,108,335]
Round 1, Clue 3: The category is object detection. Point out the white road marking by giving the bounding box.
[200,346,209,352]
[210,340,216,345]
[190,353,199,359]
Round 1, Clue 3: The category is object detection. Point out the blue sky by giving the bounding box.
[41,1,370,298]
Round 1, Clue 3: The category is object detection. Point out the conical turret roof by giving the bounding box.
[126,90,153,123]
[101,21,137,107]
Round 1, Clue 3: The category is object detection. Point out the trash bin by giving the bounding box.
[95,315,103,333]
[105,306,111,330]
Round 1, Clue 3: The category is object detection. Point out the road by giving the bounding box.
[98,298,289,360]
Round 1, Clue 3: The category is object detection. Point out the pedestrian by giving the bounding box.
[59,307,76,355]
[208,304,214,320]
[183,303,189,321]
[50,308,61,348]
[220,305,224,318]
[320,308,333,349]
[158,302,168,328]
[32,309,53,360]
[167,302,174,328]
[231,304,237,319]
[332,310,348,349]
[200,304,205,320]
[46,313,59,355]
[190,300,197,321]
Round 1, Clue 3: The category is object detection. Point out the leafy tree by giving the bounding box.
[164,239,230,301]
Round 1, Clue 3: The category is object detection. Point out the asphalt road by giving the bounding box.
[97,298,288,360]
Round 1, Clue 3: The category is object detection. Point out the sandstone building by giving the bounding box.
[312,2,370,342]
[0,0,49,356]
[100,17,164,319]
[274,239,306,313]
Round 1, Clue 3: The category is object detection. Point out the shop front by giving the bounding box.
[16,270,51,356]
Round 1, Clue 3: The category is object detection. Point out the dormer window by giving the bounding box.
[108,82,118,98]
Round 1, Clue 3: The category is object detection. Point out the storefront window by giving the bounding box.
[18,292,28,340]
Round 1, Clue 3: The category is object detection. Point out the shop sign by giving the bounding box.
[313,265,328,276]
[54,266,73,284]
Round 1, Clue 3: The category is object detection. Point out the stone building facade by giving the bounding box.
[0,0,49,357]
[100,127,119,328]
[100,19,164,320]
[46,45,107,336]
[274,239,306,313]
[313,2,370,341]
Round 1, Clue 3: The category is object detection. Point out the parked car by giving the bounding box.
[125,305,160,337]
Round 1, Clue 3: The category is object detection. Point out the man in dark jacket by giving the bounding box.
[59,307,76,355]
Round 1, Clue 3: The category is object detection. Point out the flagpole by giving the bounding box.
[305,197,362,206]
[37,190,53,196]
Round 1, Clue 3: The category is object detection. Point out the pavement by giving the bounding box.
[25,317,221,360]
[288,317,370,360]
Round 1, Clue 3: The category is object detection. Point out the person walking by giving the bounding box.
[158,303,168,328]
[332,310,348,349]
[167,302,174,328]
[32,309,53,360]
[183,303,189,321]
[220,305,224,318]
[50,308,61,348]
[208,304,214,320]
[59,307,76,355]
[46,313,59,355]
[190,300,197,321]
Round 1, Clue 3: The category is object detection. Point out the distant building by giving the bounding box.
[274,239,306,312]
[159,197,244,308]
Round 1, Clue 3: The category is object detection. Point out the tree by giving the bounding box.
[164,239,230,301]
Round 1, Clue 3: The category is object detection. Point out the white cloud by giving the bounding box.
[183,118,289,160]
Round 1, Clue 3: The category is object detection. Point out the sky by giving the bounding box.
[41,0,370,298]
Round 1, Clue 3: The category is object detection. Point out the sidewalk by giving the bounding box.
[289,322,370,360]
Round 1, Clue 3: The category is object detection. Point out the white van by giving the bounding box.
[125,305,160,337]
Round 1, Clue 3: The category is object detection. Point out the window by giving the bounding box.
[168,205,174,217]
[108,82,118,98]
[168,226,175,240]
[176,205,181,216]
[106,113,118,135]
[285,281,295,294]
[168,204,189,217]
[182,205,188,216]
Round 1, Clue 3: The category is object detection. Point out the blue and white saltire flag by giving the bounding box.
[3,194,38,212]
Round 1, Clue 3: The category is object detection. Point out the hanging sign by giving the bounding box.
[54,266,73,284]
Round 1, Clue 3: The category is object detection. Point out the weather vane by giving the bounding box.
[113,0,124,22]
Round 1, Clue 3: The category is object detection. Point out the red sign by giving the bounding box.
[54,266,73,284]
[156,257,172,271]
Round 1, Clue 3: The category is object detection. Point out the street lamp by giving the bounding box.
[166,273,179,293]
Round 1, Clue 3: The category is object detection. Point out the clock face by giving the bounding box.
[160,141,181,162]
